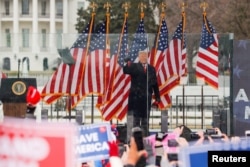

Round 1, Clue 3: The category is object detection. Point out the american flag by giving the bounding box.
[100,16,129,121]
[101,18,148,120]
[71,19,109,109]
[95,14,112,108]
[157,15,187,109]
[180,12,187,77]
[196,14,218,89]
[115,18,148,120]
[82,20,107,96]
[158,19,185,87]
[96,37,110,108]
[41,16,94,104]
[149,18,168,72]
[148,17,170,109]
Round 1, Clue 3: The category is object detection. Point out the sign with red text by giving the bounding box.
[0,118,76,167]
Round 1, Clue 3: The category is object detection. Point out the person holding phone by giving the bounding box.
[122,137,148,167]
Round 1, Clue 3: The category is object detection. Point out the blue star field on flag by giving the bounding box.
[128,19,148,62]
[172,19,186,48]
[155,19,168,51]
[89,21,106,51]
[200,17,216,49]
[117,18,129,67]
[71,20,94,49]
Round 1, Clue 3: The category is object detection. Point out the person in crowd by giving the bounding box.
[122,137,148,167]
[26,86,41,119]
[0,101,3,122]
[111,124,120,144]
[185,127,233,145]
[110,125,244,167]
[123,49,161,140]
[81,162,92,167]
[121,130,188,167]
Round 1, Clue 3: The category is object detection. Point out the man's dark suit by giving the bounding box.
[123,62,160,137]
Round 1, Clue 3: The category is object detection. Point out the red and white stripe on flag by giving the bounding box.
[196,14,219,89]
[41,48,87,104]
[196,34,219,89]
[82,50,105,95]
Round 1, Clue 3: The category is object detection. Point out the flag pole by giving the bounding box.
[180,2,187,51]
[138,2,149,135]
[68,64,73,121]
[104,2,111,124]
[179,1,187,125]
[88,2,97,124]
[58,48,75,121]
[112,2,129,68]
[112,2,130,118]
[153,2,167,65]
[200,2,211,34]
[200,2,208,129]
[108,11,128,101]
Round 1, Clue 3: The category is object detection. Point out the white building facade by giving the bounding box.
[0,0,88,72]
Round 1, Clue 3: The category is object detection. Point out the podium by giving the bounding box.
[0,78,37,118]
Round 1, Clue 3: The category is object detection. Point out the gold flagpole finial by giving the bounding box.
[138,2,147,18]
[104,2,111,13]
[179,2,188,12]
[138,2,147,13]
[159,2,167,17]
[122,2,131,13]
[89,2,98,13]
[200,2,208,13]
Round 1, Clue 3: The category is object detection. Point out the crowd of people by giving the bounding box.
[82,125,242,167]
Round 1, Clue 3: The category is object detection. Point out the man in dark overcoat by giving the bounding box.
[123,50,161,139]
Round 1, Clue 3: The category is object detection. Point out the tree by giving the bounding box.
[223,0,250,40]
[164,0,250,40]
[75,0,159,34]
[75,0,250,39]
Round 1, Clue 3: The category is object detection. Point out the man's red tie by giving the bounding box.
[144,64,147,73]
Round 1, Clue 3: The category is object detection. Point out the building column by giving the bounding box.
[63,0,68,34]
[13,0,19,53]
[32,0,39,53]
[49,0,56,52]
[62,0,68,48]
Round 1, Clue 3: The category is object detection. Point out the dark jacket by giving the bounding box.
[123,62,160,117]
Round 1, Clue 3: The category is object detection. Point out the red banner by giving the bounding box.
[0,118,76,167]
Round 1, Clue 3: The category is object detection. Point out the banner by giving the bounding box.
[75,123,113,162]
[0,118,76,167]
[233,40,250,135]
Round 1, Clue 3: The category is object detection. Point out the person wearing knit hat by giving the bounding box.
[106,141,123,167]
[26,86,41,119]
[26,86,41,106]
[106,136,148,167]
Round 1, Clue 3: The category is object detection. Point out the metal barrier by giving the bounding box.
[40,94,222,132]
